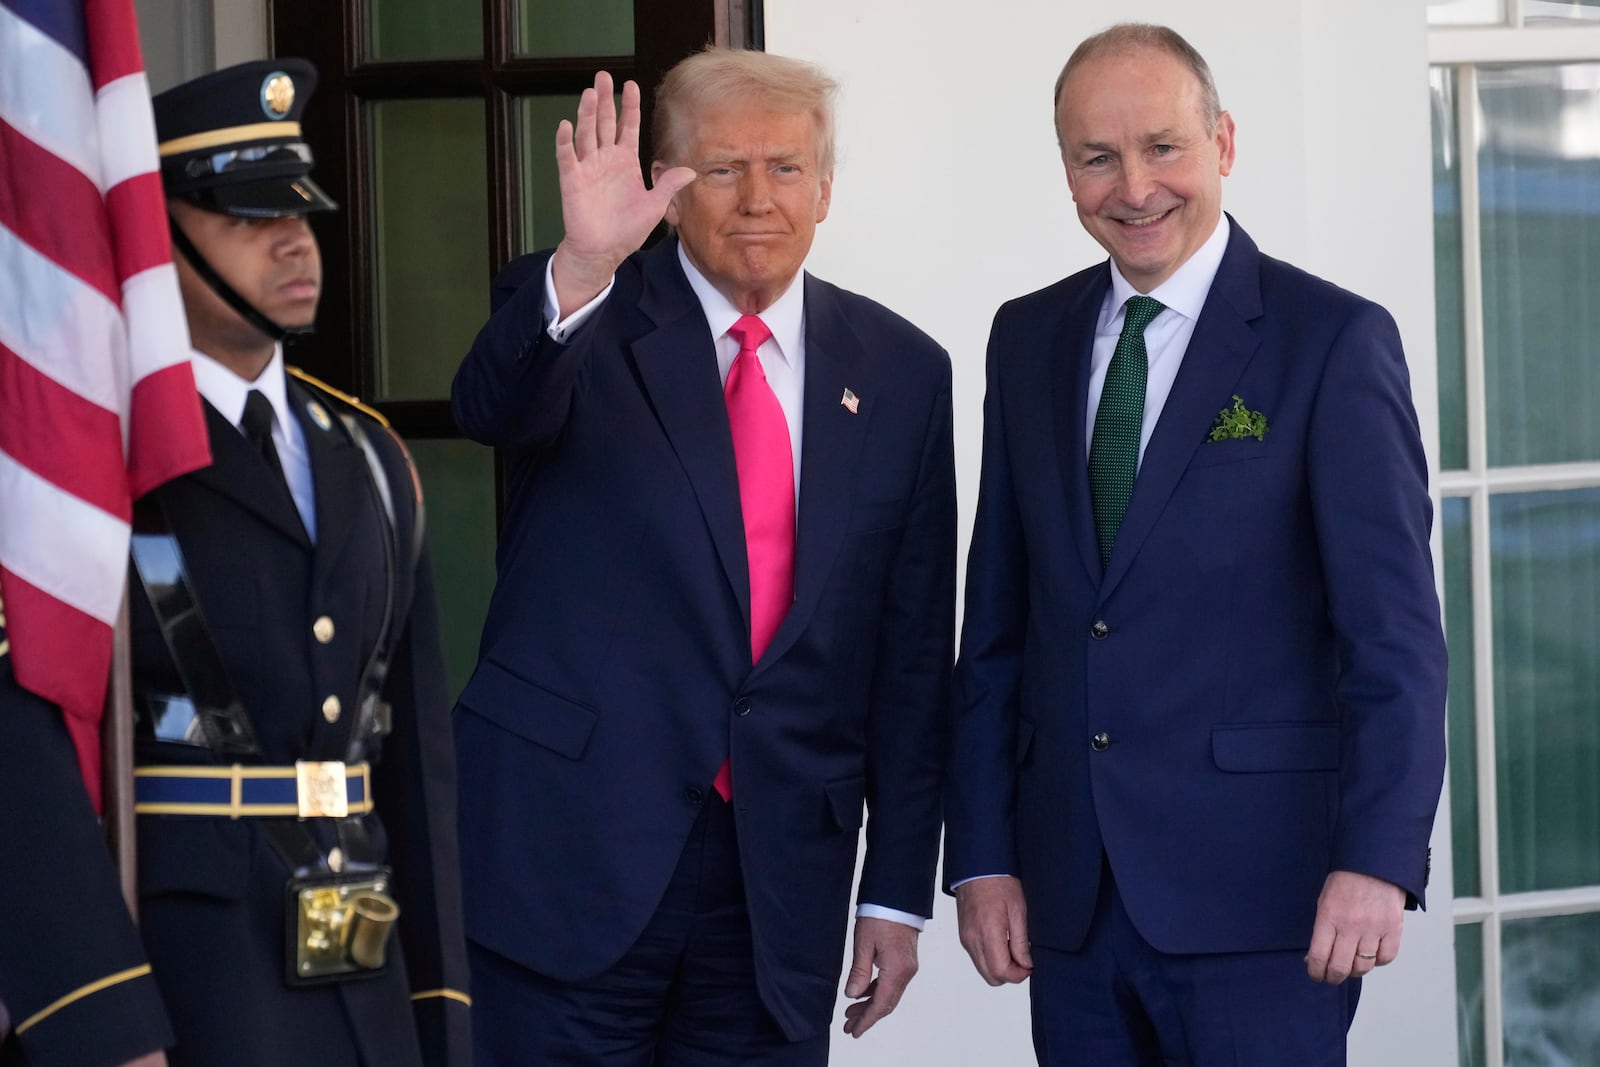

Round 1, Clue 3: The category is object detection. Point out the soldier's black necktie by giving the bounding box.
[241,389,291,496]
[1088,295,1165,569]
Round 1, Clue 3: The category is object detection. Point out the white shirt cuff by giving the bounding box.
[543,259,614,342]
[950,874,1010,891]
[855,904,926,930]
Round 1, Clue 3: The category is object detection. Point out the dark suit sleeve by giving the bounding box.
[857,356,957,917]
[451,250,598,449]
[943,309,1029,889]
[1307,303,1448,906]
[0,656,173,1066]
[366,461,472,1064]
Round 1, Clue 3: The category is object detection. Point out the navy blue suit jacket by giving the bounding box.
[945,220,1447,955]
[451,238,955,1040]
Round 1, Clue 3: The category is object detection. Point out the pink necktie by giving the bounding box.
[713,314,794,801]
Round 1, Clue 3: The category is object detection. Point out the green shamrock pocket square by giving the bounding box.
[1207,395,1269,442]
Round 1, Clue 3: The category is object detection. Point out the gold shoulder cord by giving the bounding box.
[285,366,391,428]
[286,366,423,509]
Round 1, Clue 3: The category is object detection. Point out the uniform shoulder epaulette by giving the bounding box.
[286,366,391,428]
[286,367,425,516]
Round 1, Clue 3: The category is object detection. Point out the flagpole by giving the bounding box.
[103,580,138,917]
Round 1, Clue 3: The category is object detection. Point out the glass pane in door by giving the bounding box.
[367,0,483,60]
[516,0,632,58]
[1443,496,1480,898]
[369,98,489,401]
[1501,912,1600,1065]
[1491,487,1600,893]
[405,438,497,697]
[1477,64,1600,467]
[1524,0,1600,24]
[517,95,584,255]
[1456,921,1486,1067]
[1432,67,1468,472]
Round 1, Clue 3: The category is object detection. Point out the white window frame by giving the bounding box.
[1430,6,1600,1066]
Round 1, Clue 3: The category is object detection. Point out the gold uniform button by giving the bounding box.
[313,616,335,643]
[322,695,341,723]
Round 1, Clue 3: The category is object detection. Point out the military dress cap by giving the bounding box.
[153,58,337,217]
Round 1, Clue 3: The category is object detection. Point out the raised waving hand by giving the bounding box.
[549,71,696,317]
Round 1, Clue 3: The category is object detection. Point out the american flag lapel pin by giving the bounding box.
[840,388,859,415]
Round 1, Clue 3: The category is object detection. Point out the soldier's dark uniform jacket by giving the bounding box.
[3,58,468,1066]
[128,372,469,1065]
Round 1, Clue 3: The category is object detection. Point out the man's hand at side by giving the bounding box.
[1306,869,1405,984]
[956,875,1033,986]
[841,917,919,1038]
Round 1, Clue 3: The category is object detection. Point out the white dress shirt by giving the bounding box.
[542,252,925,931]
[1085,214,1231,464]
[189,345,317,542]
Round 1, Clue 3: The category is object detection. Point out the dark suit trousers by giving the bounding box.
[470,795,828,1066]
[1029,863,1359,1067]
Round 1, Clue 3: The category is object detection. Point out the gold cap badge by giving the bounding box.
[261,72,296,119]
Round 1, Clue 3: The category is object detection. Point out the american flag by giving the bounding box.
[0,0,210,809]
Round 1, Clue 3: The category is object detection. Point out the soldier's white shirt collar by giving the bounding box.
[187,344,317,541]
[189,344,292,433]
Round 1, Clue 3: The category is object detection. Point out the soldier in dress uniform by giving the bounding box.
[126,58,468,1065]
[3,57,468,1067]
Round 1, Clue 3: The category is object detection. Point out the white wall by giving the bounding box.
[763,2,1456,1064]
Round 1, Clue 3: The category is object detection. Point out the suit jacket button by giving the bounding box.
[312,615,335,644]
[733,697,752,717]
[322,695,341,723]
[684,786,705,805]
[1091,732,1111,751]
[1090,620,1110,640]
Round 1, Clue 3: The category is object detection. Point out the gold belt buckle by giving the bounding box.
[295,760,349,819]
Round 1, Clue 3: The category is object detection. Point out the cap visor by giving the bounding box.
[207,174,338,217]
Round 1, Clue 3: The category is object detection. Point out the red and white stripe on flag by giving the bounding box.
[0,0,211,810]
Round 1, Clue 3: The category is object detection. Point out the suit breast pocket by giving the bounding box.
[1189,437,1268,468]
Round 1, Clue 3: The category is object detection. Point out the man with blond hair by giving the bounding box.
[946,22,1446,1065]
[452,47,955,1065]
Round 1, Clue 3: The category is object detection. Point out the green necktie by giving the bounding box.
[1089,295,1165,569]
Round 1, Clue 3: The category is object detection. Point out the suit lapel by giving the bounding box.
[186,400,310,547]
[630,240,752,624]
[288,379,370,579]
[756,275,871,671]
[1100,223,1265,599]
[1052,266,1113,586]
